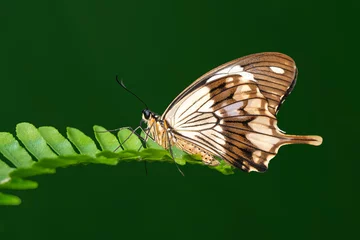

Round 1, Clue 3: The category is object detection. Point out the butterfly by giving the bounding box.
[140,52,322,172]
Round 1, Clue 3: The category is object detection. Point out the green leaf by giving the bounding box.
[0,178,38,190]
[0,132,34,168]
[117,129,143,151]
[0,192,21,205]
[140,131,164,150]
[67,127,100,157]
[93,125,122,153]
[0,122,234,206]
[38,126,77,156]
[10,166,55,178]
[16,123,58,160]
[211,159,235,175]
[0,159,13,184]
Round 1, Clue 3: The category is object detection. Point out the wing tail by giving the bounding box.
[281,134,323,146]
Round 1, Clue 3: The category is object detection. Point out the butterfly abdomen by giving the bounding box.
[176,138,220,166]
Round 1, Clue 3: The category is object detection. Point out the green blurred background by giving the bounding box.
[0,0,358,239]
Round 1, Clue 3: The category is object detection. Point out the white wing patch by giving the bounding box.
[229,65,244,73]
[239,72,255,81]
[269,66,285,74]
[206,73,228,83]
[246,133,281,152]
[206,64,246,83]
[214,101,245,117]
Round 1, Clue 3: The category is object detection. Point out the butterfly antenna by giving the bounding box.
[116,75,148,109]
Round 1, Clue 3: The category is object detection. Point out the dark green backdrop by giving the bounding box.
[1,0,358,239]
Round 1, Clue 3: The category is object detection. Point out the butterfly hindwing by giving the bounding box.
[168,75,285,172]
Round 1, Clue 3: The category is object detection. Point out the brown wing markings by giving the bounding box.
[211,96,266,113]
[173,78,297,171]
[174,78,231,120]
[257,85,288,97]
[185,114,217,124]
[207,82,266,112]
[243,61,295,71]
[174,112,220,132]
[201,130,269,172]
[244,62,295,73]
[255,76,290,87]
[221,114,276,120]
[212,128,274,155]
[240,54,295,70]
[267,99,279,107]
[175,78,249,121]
[251,69,297,115]
[177,112,203,125]
[162,52,296,119]
[196,133,268,172]
[275,68,298,114]
[177,115,279,172]
[176,123,216,131]
[185,80,263,115]
[219,122,287,141]
[252,69,294,80]
[209,81,226,93]
[252,71,293,83]
[214,96,275,119]
[171,70,292,122]
[217,126,281,171]
[174,74,264,121]
[256,81,288,91]
[261,92,281,101]
[174,132,227,160]
[175,128,252,165]
[194,134,257,169]
[175,90,212,121]
[197,132,232,156]
[217,107,275,119]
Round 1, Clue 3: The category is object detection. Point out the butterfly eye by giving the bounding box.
[142,109,151,120]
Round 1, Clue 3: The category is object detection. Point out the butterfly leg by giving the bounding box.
[165,131,185,176]
[110,126,150,152]
[112,126,142,152]
[142,121,156,142]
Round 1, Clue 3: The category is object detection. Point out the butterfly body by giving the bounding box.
[142,111,171,149]
[142,52,323,172]
[175,138,219,166]
[143,109,219,166]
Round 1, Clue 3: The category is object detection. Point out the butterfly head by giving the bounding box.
[142,109,152,120]
[142,109,160,121]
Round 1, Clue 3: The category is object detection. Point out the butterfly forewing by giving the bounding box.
[161,52,322,172]
[163,52,297,117]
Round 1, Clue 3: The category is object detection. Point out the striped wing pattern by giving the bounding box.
[162,52,322,172]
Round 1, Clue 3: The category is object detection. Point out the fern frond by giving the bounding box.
[0,122,234,205]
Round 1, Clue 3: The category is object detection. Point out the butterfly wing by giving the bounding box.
[163,52,297,117]
[162,52,322,172]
